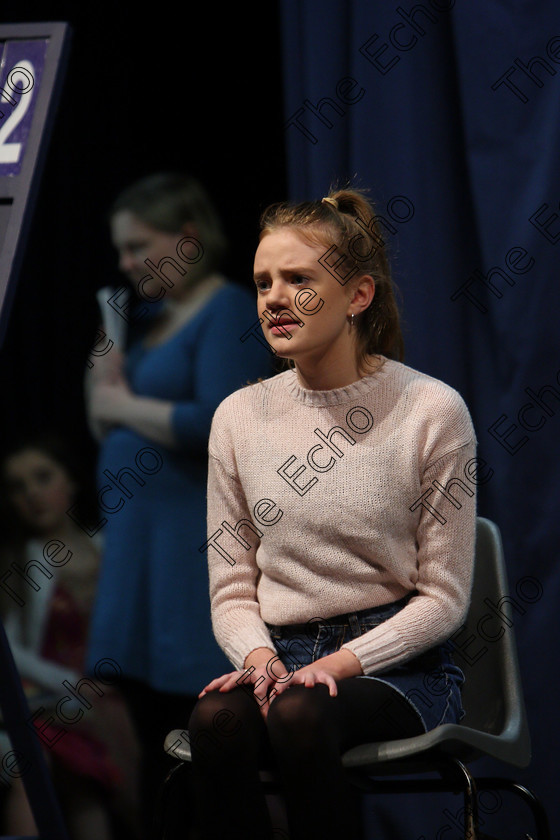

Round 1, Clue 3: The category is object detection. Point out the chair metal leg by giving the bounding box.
[508,782,551,840]
[449,759,479,840]
[475,778,551,840]
[345,760,482,840]
[155,755,551,840]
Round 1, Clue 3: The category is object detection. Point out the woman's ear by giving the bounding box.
[350,274,375,315]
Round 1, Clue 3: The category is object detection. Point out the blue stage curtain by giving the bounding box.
[281,1,560,837]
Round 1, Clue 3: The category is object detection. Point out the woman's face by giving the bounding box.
[3,449,77,535]
[110,210,191,301]
[253,227,372,368]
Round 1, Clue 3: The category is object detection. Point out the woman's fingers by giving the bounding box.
[322,673,338,697]
[305,670,337,696]
[198,664,340,708]
[271,668,338,700]
[198,665,280,699]
[218,672,247,692]
[198,671,241,697]
[89,346,125,383]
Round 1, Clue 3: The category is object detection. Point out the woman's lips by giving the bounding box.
[268,322,300,335]
[262,310,303,335]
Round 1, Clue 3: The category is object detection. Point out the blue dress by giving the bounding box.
[86,282,272,694]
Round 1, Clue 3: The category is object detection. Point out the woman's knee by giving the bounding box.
[267,684,333,739]
[189,691,229,734]
[188,688,265,765]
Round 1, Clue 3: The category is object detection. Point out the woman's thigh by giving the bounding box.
[332,676,426,750]
[188,686,271,767]
[267,678,425,756]
[189,676,425,772]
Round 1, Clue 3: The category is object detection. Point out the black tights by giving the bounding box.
[188,678,425,840]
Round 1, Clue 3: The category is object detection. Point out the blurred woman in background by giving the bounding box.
[84,173,272,835]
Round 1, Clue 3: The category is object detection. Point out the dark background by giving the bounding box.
[0,1,286,474]
[281,2,560,838]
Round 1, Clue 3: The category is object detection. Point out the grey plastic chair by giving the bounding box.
[158,517,550,840]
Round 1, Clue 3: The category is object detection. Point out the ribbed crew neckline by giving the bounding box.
[281,355,396,406]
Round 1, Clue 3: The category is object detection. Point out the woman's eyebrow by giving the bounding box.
[281,265,315,275]
[253,266,316,283]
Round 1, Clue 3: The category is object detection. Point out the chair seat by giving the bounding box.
[164,729,192,763]
[165,715,532,778]
[342,719,531,771]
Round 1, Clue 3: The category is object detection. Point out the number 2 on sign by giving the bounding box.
[0,61,35,165]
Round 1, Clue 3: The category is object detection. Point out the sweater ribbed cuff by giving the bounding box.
[221,626,277,672]
[341,624,409,675]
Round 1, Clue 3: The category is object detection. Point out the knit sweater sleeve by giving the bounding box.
[206,412,277,670]
[341,401,477,675]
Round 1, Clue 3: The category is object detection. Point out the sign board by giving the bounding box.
[0,22,70,346]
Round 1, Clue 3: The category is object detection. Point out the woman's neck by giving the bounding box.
[144,274,226,348]
[293,353,382,391]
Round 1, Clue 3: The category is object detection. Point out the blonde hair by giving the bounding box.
[259,187,404,365]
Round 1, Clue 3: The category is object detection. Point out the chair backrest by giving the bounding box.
[453,517,530,761]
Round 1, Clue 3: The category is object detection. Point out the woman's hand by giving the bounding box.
[87,372,177,448]
[198,666,277,698]
[198,648,290,720]
[271,662,338,698]
[198,666,280,721]
[89,379,136,426]
[198,648,363,720]
[269,649,363,702]
[85,341,131,436]
[88,342,126,385]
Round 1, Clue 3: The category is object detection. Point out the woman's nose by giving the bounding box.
[265,280,291,309]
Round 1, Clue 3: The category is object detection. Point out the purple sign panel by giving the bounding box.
[0,39,48,177]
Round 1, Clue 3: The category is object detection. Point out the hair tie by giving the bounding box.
[321,196,338,209]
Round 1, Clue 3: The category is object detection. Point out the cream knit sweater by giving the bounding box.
[205,356,477,676]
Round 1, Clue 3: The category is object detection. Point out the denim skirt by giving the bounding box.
[265,593,465,733]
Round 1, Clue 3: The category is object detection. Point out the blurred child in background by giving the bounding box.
[0,433,141,840]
